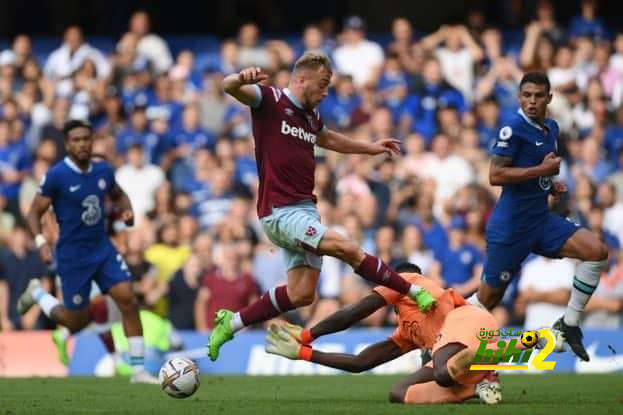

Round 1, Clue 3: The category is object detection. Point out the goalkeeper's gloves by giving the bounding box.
[265,323,313,360]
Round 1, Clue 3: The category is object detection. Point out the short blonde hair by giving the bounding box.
[293,51,332,74]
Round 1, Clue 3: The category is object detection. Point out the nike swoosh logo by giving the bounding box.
[575,343,623,373]
[69,185,81,192]
[536,141,544,146]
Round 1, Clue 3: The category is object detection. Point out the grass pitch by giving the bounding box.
[1,374,622,414]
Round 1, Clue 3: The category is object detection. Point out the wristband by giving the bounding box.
[298,346,313,361]
[35,234,47,248]
[301,329,314,345]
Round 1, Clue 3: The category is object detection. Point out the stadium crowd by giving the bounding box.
[0,0,622,333]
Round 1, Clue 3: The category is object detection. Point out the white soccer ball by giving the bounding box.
[159,357,200,399]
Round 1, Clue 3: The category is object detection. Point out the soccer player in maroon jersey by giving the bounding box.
[208,52,436,361]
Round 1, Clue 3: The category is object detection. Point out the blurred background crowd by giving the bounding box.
[0,0,622,334]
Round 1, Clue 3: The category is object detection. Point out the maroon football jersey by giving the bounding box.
[251,85,325,217]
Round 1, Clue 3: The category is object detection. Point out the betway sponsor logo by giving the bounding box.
[281,120,316,144]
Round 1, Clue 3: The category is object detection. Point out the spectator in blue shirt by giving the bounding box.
[397,192,448,258]
[605,106,623,167]
[0,119,31,202]
[475,56,521,120]
[172,104,215,157]
[476,96,502,149]
[319,74,361,130]
[185,165,234,230]
[430,215,483,297]
[400,57,465,143]
[295,24,334,59]
[112,32,152,91]
[116,105,152,154]
[147,75,183,128]
[569,0,608,40]
[232,138,257,190]
[378,53,411,122]
[202,39,239,75]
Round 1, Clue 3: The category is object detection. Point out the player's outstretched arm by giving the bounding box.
[489,153,560,186]
[316,129,401,156]
[109,183,134,227]
[266,325,403,373]
[26,194,53,264]
[309,292,387,340]
[222,67,268,107]
[309,340,403,373]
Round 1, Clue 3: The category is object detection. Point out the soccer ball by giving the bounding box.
[520,330,539,348]
[159,357,200,399]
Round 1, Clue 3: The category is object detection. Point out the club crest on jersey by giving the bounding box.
[281,120,316,144]
[73,294,83,305]
[539,176,552,191]
[98,179,106,189]
[306,115,317,130]
[499,126,512,140]
[461,251,473,264]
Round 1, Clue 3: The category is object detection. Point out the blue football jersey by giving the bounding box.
[39,157,117,262]
[486,109,560,243]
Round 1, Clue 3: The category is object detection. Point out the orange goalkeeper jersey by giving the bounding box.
[373,273,466,352]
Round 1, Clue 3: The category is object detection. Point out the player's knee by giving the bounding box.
[335,239,361,264]
[66,313,90,333]
[289,289,315,307]
[433,366,456,388]
[479,292,501,310]
[477,285,505,310]
[116,295,139,315]
[589,243,609,262]
[388,386,406,404]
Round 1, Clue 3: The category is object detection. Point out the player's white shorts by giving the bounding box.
[260,201,327,271]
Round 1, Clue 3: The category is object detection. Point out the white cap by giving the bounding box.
[0,50,16,66]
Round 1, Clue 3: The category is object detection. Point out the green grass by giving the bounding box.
[0,374,622,415]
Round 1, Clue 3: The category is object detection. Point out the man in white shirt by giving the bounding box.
[516,256,575,329]
[129,11,173,75]
[116,144,165,222]
[597,182,623,244]
[421,25,483,102]
[332,16,384,88]
[548,45,578,91]
[423,133,474,217]
[44,26,110,80]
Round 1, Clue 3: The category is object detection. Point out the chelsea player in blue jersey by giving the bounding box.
[17,119,158,383]
[467,73,609,362]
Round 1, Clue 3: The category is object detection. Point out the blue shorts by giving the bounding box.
[483,213,580,288]
[260,201,327,271]
[57,243,132,310]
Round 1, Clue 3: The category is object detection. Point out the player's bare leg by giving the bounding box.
[108,281,158,384]
[389,366,435,403]
[391,343,500,405]
[468,281,507,310]
[209,266,319,361]
[554,228,608,361]
[17,278,91,332]
[317,230,436,312]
